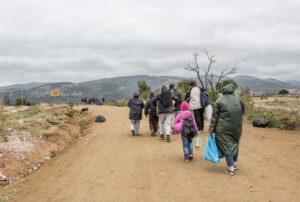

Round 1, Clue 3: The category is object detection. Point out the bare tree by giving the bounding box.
[185,50,238,102]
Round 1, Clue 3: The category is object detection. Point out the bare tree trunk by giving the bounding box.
[185,50,238,104]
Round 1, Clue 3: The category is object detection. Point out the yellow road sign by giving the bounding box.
[51,89,60,96]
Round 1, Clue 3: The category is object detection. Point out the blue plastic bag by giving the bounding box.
[217,145,224,158]
[203,134,220,164]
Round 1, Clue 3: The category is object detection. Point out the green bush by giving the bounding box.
[15,98,31,106]
[278,89,289,95]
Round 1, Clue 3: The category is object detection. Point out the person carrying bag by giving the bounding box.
[173,102,198,162]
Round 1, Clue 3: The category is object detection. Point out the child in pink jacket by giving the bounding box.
[173,102,198,162]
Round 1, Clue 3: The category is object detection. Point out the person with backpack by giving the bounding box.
[208,83,245,175]
[145,92,159,136]
[169,84,182,113]
[200,87,211,120]
[128,92,144,136]
[152,85,179,142]
[173,102,198,162]
[186,82,205,134]
[169,84,182,127]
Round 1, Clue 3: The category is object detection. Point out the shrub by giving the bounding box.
[239,87,254,114]
[15,98,31,106]
[278,89,289,95]
[137,81,151,100]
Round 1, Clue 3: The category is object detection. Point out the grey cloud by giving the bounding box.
[0,0,299,86]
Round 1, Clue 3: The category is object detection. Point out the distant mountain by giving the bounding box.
[285,80,300,87]
[232,75,295,93]
[0,76,184,104]
[0,82,46,92]
[0,75,299,104]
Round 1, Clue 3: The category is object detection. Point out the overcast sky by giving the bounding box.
[0,0,299,86]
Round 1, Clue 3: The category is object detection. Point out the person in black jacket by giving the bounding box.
[152,85,179,142]
[169,84,182,127]
[145,92,159,136]
[128,92,144,136]
[169,84,182,112]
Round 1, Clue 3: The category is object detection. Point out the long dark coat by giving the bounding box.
[208,84,245,157]
[128,92,144,120]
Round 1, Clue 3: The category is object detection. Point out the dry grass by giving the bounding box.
[1,104,91,138]
[252,95,300,130]
[253,95,300,116]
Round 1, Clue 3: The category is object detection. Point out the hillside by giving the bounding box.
[0,75,299,104]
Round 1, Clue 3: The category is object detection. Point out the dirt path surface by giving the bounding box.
[1,106,299,202]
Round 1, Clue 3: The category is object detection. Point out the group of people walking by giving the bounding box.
[128,82,244,175]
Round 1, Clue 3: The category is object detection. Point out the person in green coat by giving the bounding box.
[208,83,245,175]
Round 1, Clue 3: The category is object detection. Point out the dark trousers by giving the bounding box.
[225,152,239,167]
[149,116,159,132]
[193,108,205,131]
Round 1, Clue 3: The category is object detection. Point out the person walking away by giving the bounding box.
[173,102,198,162]
[128,92,144,136]
[187,82,204,134]
[169,84,182,127]
[208,83,245,175]
[145,92,159,136]
[153,85,179,142]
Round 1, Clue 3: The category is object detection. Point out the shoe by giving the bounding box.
[154,132,157,136]
[160,134,164,140]
[224,170,235,176]
[150,129,154,136]
[136,134,139,136]
[184,158,190,162]
[189,154,193,160]
[131,130,135,136]
[166,135,170,142]
[234,165,239,171]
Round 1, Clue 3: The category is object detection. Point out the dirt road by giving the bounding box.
[1,106,299,202]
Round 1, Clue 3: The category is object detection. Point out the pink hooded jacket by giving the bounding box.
[173,102,198,134]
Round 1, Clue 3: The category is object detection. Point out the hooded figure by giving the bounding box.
[208,83,245,157]
[128,92,144,120]
[145,92,157,117]
[145,92,159,136]
[152,85,179,114]
[152,85,180,141]
[173,102,198,134]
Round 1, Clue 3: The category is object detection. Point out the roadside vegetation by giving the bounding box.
[239,89,300,130]
[0,103,92,186]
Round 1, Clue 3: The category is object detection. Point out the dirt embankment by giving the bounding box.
[0,104,91,186]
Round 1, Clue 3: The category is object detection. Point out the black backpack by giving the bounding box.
[200,91,210,107]
[181,119,197,137]
[161,90,172,108]
[95,115,106,122]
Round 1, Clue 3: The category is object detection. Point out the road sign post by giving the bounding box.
[50,89,60,104]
